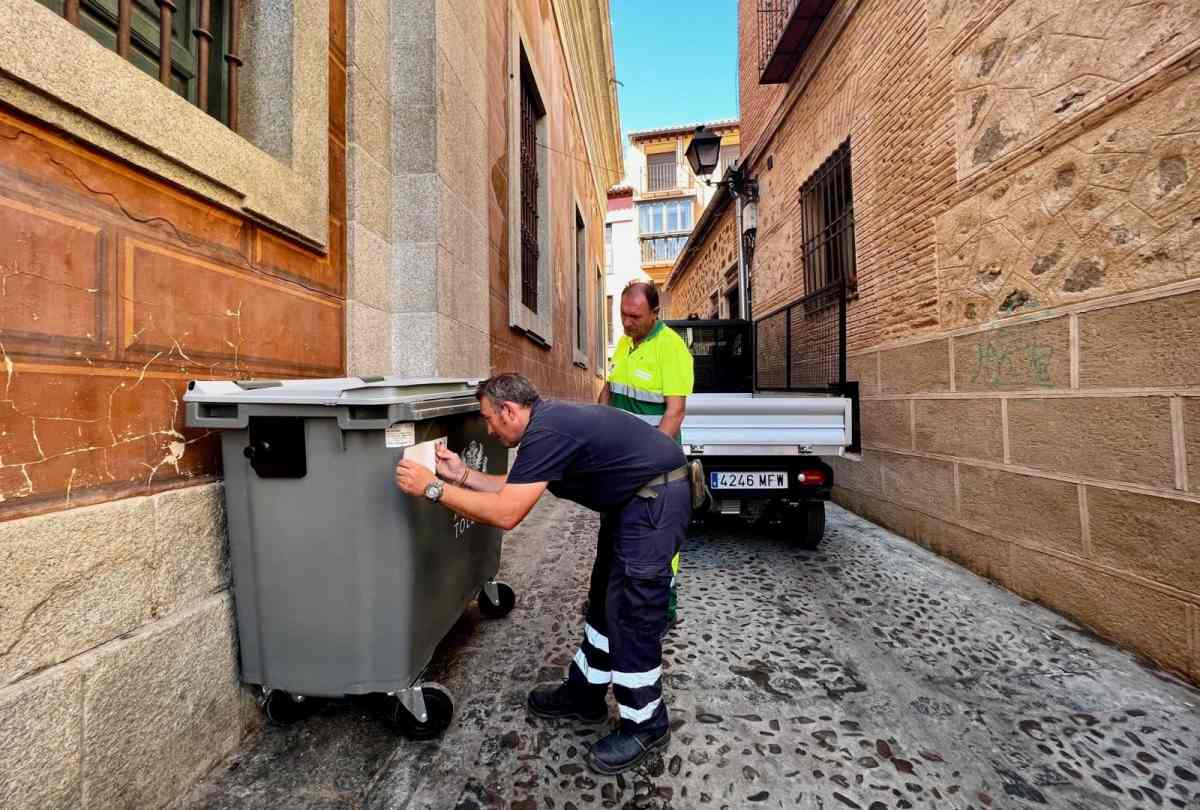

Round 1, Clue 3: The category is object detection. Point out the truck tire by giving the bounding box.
[795,501,825,550]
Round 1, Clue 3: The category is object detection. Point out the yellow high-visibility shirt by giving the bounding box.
[608,321,694,420]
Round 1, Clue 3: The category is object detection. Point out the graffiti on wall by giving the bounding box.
[969,334,1055,388]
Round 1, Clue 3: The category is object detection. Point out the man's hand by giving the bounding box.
[395,459,436,497]
[435,444,467,483]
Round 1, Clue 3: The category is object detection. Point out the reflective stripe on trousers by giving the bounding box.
[565,478,690,732]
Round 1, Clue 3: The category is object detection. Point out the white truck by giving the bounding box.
[663,313,857,549]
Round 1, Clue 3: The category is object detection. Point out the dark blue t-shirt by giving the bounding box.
[506,399,685,512]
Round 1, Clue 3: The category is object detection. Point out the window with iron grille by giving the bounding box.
[594,267,604,371]
[646,151,677,192]
[37,0,240,127]
[574,208,587,361]
[798,139,856,296]
[519,56,545,314]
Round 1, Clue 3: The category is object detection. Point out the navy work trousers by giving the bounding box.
[565,478,691,733]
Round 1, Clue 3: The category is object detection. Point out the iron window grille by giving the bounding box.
[757,0,836,84]
[575,210,587,357]
[38,0,242,128]
[519,55,545,314]
[757,0,795,74]
[594,267,604,370]
[798,139,856,299]
[646,152,678,192]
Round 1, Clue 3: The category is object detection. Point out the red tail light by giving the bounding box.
[797,469,827,486]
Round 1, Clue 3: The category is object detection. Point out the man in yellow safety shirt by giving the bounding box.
[601,280,694,632]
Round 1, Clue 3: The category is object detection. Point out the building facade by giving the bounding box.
[628,120,740,288]
[0,1,620,806]
[671,0,1200,683]
[603,185,646,362]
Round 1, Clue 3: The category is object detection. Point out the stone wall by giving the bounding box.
[0,2,348,805]
[0,485,249,809]
[737,0,1200,681]
[379,0,494,380]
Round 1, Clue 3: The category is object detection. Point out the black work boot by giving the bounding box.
[527,682,607,723]
[585,725,671,774]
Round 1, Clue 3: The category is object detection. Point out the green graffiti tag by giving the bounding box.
[970,337,1054,388]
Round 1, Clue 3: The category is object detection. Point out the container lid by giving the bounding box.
[183,376,481,406]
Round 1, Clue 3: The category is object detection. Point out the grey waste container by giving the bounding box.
[183,376,514,737]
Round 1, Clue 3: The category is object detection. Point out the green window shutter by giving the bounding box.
[35,0,231,125]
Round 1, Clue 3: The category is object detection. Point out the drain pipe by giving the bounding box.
[731,162,757,321]
[735,194,750,321]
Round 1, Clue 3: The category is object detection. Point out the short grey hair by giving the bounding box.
[475,373,540,409]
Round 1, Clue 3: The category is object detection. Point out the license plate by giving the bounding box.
[709,471,787,490]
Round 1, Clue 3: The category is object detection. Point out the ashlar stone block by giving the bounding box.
[0,496,155,684]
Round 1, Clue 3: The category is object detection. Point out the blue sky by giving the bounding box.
[610,0,739,171]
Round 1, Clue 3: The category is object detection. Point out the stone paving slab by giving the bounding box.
[179,498,1200,810]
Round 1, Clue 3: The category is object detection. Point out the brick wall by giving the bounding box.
[737,0,787,156]
[735,0,1200,681]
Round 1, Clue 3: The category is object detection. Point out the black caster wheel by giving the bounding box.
[262,690,322,725]
[392,683,455,740]
[478,581,516,619]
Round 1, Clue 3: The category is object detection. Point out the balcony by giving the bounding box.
[640,234,689,265]
[636,162,696,198]
[758,0,836,84]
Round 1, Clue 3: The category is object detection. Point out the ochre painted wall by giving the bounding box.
[0,4,347,520]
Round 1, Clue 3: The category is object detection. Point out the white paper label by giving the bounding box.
[384,422,416,448]
[404,437,445,472]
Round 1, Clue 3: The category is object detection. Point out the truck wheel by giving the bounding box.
[795,502,825,550]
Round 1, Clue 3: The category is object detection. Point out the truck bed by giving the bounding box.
[635,392,853,457]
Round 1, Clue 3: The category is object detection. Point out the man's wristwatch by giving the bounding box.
[424,479,445,502]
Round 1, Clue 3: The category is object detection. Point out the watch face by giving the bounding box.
[425,481,441,500]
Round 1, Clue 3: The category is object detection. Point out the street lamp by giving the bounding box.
[683,125,758,322]
[684,125,722,177]
[684,125,757,200]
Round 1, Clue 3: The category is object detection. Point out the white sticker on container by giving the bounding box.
[385,422,416,448]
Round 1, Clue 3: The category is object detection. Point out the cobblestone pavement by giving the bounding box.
[181,497,1200,810]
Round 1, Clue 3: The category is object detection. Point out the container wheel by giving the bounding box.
[262,689,322,725]
[394,684,455,740]
[478,581,516,619]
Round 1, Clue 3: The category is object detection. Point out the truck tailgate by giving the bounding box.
[677,394,852,456]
